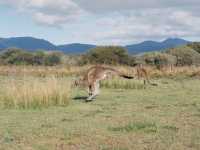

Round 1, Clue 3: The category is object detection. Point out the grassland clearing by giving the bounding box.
[0,72,200,149]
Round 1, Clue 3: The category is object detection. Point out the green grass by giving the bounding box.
[162,125,179,132]
[100,77,146,89]
[108,122,157,133]
[0,78,200,150]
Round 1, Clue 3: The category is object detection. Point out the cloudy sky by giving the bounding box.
[0,0,200,45]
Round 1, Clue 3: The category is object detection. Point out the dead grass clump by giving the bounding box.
[0,76,71,109]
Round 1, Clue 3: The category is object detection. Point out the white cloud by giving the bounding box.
[86,9,200,44]
[0,0,86,27]
[0,0,200,44]
[75,0,200,13]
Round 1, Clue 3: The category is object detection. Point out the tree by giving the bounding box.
[0,48,63,66]
[140,52,177,68]
[0,48,34,65]
[44,52,62,66]
[187,42,200,53]
[166,46,200,66]
[83,46,132,65]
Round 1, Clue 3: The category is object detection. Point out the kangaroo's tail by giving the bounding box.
[112,69,134,79]
[120,74,134,79]
[102,66,134,79]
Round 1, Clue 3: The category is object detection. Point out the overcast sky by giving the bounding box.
[0,0,200,45]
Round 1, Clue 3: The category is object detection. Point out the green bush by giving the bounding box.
[82,46,134,65]
[0,48,62,66]
[140,52,177,68]
[166,46,200,66]
[187,42,200,53]
[33,51,46,65]
[0,48,35,65]
[44,52,62,66]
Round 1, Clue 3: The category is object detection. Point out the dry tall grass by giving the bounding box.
[1,65,200,78]
[0,65,200,109]
[0,76,71,109]
[0,65,91,77]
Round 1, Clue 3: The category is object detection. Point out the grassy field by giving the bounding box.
[0,76,200,150]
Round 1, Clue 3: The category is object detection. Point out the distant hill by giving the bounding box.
[57,43,96,54]
[0,37,57,51]
[126,38,190,54]
[0,37,190,54]
[0,40,6,50]
[0,43,5,49]
[0,37,95,53]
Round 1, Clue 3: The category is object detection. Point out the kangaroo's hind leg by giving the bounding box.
[86,82,100,101]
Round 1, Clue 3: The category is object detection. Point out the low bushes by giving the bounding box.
[0,48,62,66]
[166,46,200,66]
[82,46,135,66]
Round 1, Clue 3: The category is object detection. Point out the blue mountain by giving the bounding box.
[0,43,5,49]
[0,37,57,51]
[0,39,6,50]
[126,38,190,54]
[0,44,5,50]
[162,38,189,48]
[57,43,96,54]
[0,37,190,54]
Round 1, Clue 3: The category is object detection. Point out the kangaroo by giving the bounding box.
[74,65,133,101]
[136,65,157,86]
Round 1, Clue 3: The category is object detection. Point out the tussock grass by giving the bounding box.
[0,76,71,109]
[101,77,145,89]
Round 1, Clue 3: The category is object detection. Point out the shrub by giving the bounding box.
[0,48,34,65]
[0,48,63,66]
[83,46,133,65]
[166,46,200,66]
[44,52,62,66]
[140,52,177,68]
[62,55,83,66]
[33,51,46,65]
[187,42,200,53]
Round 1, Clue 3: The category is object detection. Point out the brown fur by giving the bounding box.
[74,65,133,101]
[136,65,157,86]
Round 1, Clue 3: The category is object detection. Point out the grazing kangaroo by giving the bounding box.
[136,65,157,86]
[74,65,133,101]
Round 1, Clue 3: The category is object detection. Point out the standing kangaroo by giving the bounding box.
[74,65,133,101]
[136,65,157,86]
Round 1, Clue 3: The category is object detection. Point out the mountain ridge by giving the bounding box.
[0,37,57,51]
[0,37,190,54]
[126,38,190,54]
[57,43,96,54]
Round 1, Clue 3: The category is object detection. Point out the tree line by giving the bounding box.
[0,48,62,66]
[0,42,200,67]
